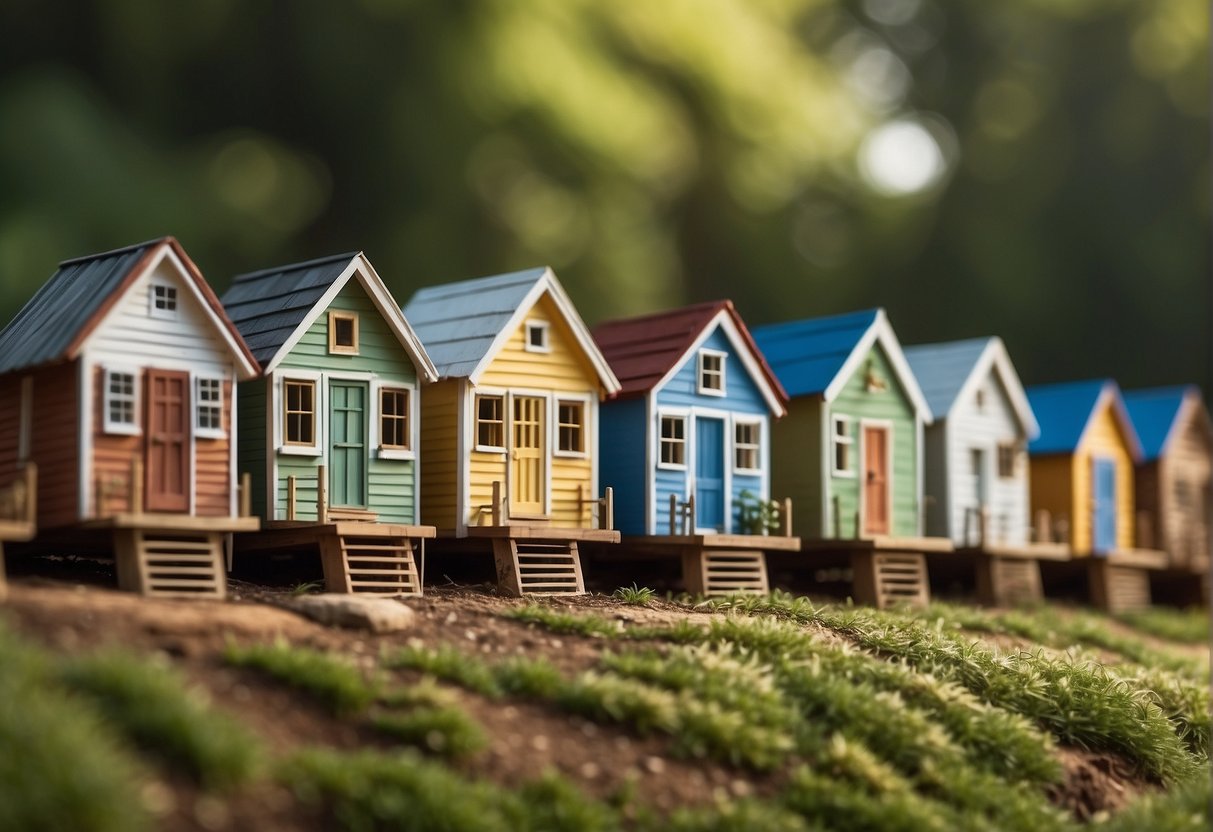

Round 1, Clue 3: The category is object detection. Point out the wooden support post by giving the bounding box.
[317,465,328,524]
[491,481,503,526]
[833,495,842,538]
[681,547,706,596]
[1136,510,1154,550]
[130,458,143,514]
[239,472,251,518]
[22,463,36,526]
[687,494,695,534]
[287,476,297,521]
[1034,509,1051,543]
[603,487,614,530]
[978,507,989,547]
[782,497,792,537]
[669,494,677,535]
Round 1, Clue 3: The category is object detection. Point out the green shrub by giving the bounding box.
[226,641,377,716]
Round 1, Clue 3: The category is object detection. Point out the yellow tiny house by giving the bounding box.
[404,268,621,595]
[1027,380,1141,556]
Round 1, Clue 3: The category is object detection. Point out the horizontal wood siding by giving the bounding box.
[0,376,19,482]
[477,292,602,528]
[770,401,823,537]
[468,449,506,526]
[195,379,232,517]
[1074,402,1135,553]
[1158,410,1211,565]
[827,343,918,538]
[419,379,460,530]
[1028,455,1073,543]
[274,278,420,521]
[276,456,322,521]
[92,366,140,515]
[942,371,1030,545]
[27,361,80,528]
[598,397,647,535]
[238,378,268,519]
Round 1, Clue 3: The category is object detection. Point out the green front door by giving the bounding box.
[329,382,368,508]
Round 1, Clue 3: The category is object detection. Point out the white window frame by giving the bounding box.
[473,390,508,453]
[997,442,1017,480]
[553,394,591,459]
[658,410,689,470]
[524,321,550,354]
[374,381,417,461]
[194,375,226,439]
[278,372,322,456]
[148,282,178,320]
[696,349,727,396]
[831,414,855,477]
[102,366,141,436]
[733,417,763,475]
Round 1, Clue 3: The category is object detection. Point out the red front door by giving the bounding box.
[863,425,890,536]
[145,370,190,513]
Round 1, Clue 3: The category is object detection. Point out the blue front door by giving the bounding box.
[695,417,725,531]
[1092,457,1117,554]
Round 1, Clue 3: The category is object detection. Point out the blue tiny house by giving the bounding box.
[593,301,793,595]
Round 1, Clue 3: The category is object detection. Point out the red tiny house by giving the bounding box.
[0,237,259,597]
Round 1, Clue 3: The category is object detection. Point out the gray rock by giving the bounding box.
[286,594,417,633]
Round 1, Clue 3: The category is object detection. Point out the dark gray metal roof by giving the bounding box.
[0,240,158,376]
[220,252,359,368]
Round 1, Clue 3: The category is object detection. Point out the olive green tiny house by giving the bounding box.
[222,252,439,595]
[753,309,944,608]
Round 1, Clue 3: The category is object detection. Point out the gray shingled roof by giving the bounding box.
[903,337,992,420]
[0,240,158,376]
[220,253,358,368]
[401,268,549,379]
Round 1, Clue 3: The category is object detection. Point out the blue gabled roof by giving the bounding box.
[221,252,358,368]
[1123,386,1193,462]
[0,240,159,376]
[904,338,992,420]
[402,268,550,379]
[751,309,880,398]
[1026,379,1140,456]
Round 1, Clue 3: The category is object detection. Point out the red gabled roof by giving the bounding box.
[592,300,788,403]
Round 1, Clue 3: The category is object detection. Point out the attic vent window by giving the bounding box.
[328,311,359,355]
[149,284,178,319]
[863,361,887,393]
[525,321,550,353]
[697,350,726,395]
[975,388,986,411]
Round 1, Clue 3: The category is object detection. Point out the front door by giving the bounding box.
[695,416,725,532]
[329,382,367,508]
[510,395,545,516]
[863,425,890,536]
[145,369,190,513]
[1092,457,1117,554]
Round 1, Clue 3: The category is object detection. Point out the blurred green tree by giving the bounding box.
[0,0,1205,388]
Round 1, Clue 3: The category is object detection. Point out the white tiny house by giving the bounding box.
[906,338,1039,547]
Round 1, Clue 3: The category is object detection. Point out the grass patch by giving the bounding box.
[59,652,262,790]
[372,706,487,758]
[384,643,503,698]
[226,641,378,716]
[1101,772,1211,831]
[1117,607,1210,645]
[613,584,656,605]
[508,604,623,639]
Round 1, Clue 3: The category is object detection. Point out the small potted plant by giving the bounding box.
[737,489,782,536]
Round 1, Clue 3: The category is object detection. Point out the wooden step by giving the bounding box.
[115,529,226,599]
[320,533,422,597]
[1090,561,1151,613]
[683,549,769,597]
[493,538,585,597]
[851,551,929,609]
[977,556,1043,606]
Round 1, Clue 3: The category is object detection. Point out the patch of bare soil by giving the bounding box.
[1046,747,1157,821]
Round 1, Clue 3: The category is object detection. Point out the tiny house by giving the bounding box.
[753,309,940,608]
[403,267,621,595]
[0,237,260,598]
[905,337,1064,605]
[221,252,439,595]
[1123,385,1212,585]
[592,301,793,595]
[1027,379,1158,611]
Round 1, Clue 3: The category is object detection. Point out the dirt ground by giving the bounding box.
[0,576,1170,828]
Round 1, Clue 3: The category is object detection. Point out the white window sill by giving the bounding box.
[657,462,688,472]
[474,445,507,454]
[696,387,726,397]
[279,444,322,457]
[377,447,416,461]
[734,467,762,476]
[553,450,588,459]
[195,429,227,440]
[832,469,857,479]
[104,424,141,436]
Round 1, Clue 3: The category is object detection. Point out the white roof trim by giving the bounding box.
[822,310,930,421]
[950,338,1039,439]
[261,254,438,381]
[466,267,621,394]
[80,242,259,380]
[1074,383,1143,461]
[649,309,786,416]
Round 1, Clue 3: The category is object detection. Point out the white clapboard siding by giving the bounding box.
[944,371,1031,546]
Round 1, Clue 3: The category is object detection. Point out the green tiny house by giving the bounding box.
[753,310,929,540]
[222,253,437,526]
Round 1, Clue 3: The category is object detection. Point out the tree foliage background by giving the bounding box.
[0,0,1207,389]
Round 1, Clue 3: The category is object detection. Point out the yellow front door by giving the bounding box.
[510,395,546,516]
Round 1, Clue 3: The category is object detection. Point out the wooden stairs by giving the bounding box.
[320,529,421,596]
[853,551,930,609]
[1089,561,1151,613]
[493,538,585,596]
[683,549,769,597]
[114,529,227,599]
[977,556,1043,606]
